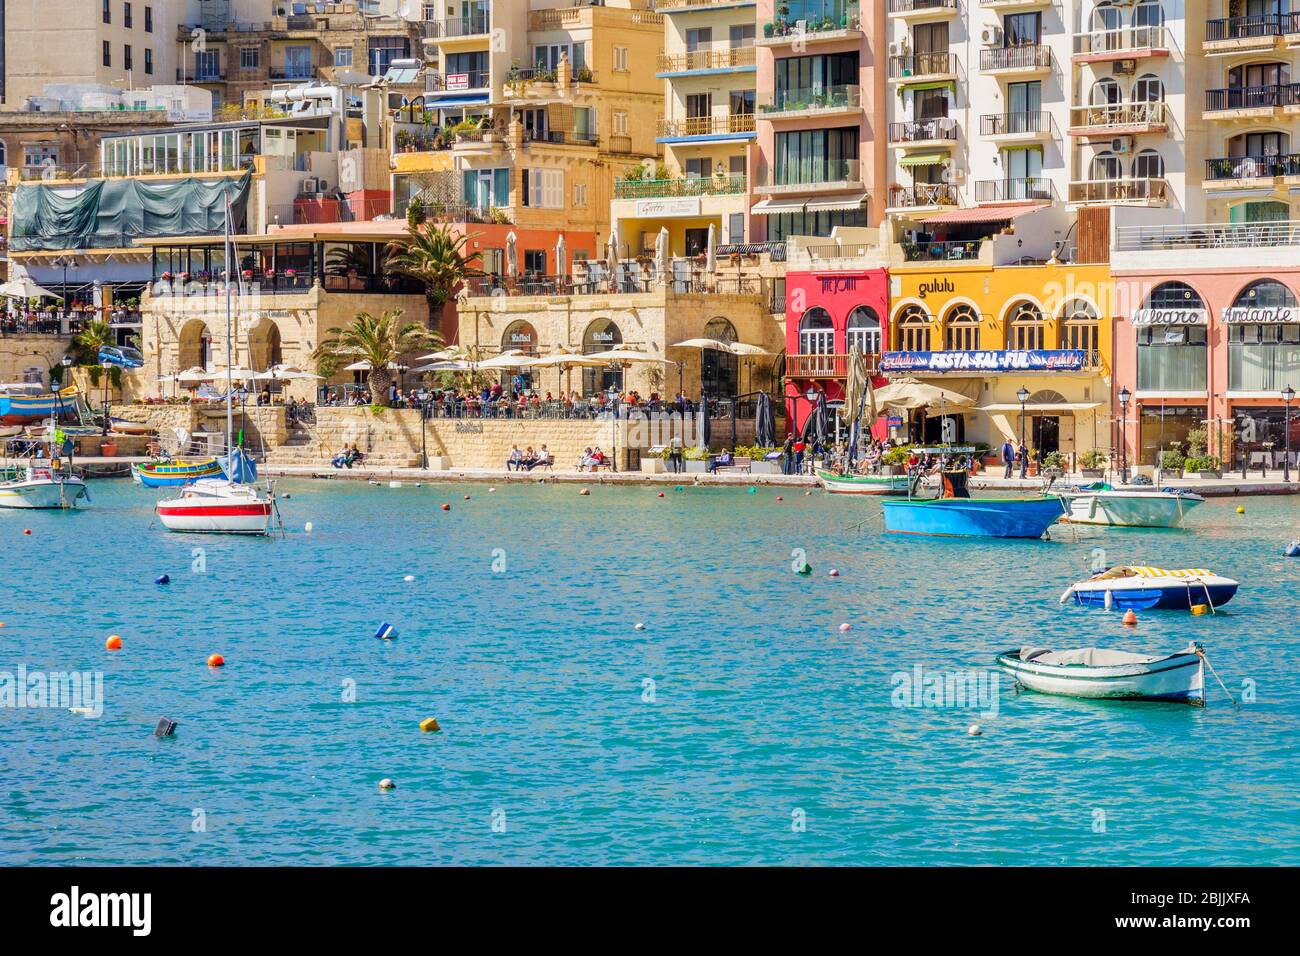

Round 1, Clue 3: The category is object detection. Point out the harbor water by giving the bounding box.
[1,480,1297,865]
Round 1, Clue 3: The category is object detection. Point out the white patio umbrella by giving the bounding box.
[0,265,62,301]
[475,349,535,370]
[585,346,671,364]
[726,342,772,357]
[412,359,475,372]
[415,348,459,362]
[342,360,401,372]
[253,364,322,381]
[175,367,216,383]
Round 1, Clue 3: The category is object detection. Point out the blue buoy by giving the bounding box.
[1285,541,1300,558]
[374,621,398,640]
[154,574,170,585]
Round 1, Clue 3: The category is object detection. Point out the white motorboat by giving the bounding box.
[1058,484,1204,528]
[0,462,88,509]
[155,478,274,534]
[996,643,1205,705]
[1060,565,1239,611]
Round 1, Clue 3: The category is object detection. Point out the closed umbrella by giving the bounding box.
[555,234,567,278]
[801,390,829,447]
[505,231,518,277]
[706,222,716,274]
[755,391,774,447]
[607,226,620,289]
[655,227,669,281]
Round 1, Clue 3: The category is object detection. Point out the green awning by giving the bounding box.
[898,80,955,96]
[899,152,946,168]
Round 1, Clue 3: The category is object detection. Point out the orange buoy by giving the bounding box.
[207,653,225,667]
[440,503,450,511]
[1122,609,1138,627]
[463,494,471,500]
[105,635,123,650]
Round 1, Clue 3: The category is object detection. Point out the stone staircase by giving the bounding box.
[262,421,421,468]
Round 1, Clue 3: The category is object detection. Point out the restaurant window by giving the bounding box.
[523,249,546,275]
[1061,300,1099,355]
[323,242,374,291]
[1136,282,1209,391]
[701,317,739,397]
[895,305,932,352]
[798,308,834,354]
[1139,405,1206,466]
[502,320,538,355]
[1227,279,1300,390]
[846,306,881,354]
[582,318,623,394]
[943,304,981,351]
[1008,301,1045,350]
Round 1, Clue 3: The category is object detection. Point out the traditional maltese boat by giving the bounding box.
[133,457,224,487]
[816,469,910,494]
[0,386,79,425]
[1060,566,1239,610]
[1059,484,1204,528]
[880,469,1065,538]
[996,644,1205,705]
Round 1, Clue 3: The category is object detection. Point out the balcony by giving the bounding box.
[979,0,1051,7]
[787,353,879,378]
[427,70,490,92]
[886,0,958,20]
[974,177,1056,203]
[177,67,223,83]
[888,182,960,210]
[657,0,760,10]
[979,45,1052,75]
[613,174,747,200]
[269,64,318,81]
[1204,15,1287,52]
[1204,153,1300,183]
[1204,84,1300,117]
[760,85,860,119]
[1116,220,1300,252]
[420,15,491,40]
[656,114,757,141]
[1068,178,1169,206]
[903,239,985,261]
[1072,26,1172,63]
[754,159,862,195]
[1068,101,1168,137]
[887,52,959,81]
[758,12,864,47]
[980,111,1056,141]
[888,117,959,146]
[656,46,756,76]
[502,66,597,99]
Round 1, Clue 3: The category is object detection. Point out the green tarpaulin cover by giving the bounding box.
[9,171,251,252]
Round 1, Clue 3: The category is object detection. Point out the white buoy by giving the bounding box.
[489,487,496,492]
[403,575,415,583]
[378,778,396,791]
[967,724,983,737]
[634,622,646,631]
[839,622,852,632]
[388,480,403,488]
[304,521,314,533]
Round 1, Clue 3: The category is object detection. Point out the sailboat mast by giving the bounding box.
[224,197,234,452]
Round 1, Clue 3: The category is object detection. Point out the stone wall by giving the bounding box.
[0,334,72,388]
[110,403,286,454]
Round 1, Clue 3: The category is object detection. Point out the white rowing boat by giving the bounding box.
[1058,485,1203,528]
[996,643,1205,705]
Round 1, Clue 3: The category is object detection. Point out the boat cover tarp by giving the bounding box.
[9,172,251,252]
[1019,647,1168,667]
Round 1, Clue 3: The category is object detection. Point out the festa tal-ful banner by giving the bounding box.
[880,350,1089,373]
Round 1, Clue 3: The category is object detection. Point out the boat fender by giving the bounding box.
[1285,541,1300,557]
[1058,587,1074,605]
[1104,590,1114,611]
[374,622,397,641]
[154,574,170,586]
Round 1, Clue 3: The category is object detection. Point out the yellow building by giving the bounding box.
[886,259,1115,466]
[395,0,664,246]
[608,0,755,259]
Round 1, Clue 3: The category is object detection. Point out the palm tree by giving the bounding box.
[386,222,483,332]
[312,310,441,406]
[71,319,121,391]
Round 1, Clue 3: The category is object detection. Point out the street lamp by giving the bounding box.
[1016,386,1029,477]
[1284,384,1295,482]
[1118,386,1131,484]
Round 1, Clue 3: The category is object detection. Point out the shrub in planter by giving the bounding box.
[1159,449,1185,474]
[1183,455,1223,479]
[1079,448,1108,477]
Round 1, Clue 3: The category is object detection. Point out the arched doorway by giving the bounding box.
[1026,388,1070,457]
[248,318,283,372]
[582,318,623,395]
[701,316,738,398]
[177,319,212,370]
[501,320,539,355]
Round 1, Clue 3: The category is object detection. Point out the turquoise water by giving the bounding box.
[1,480,1297,866]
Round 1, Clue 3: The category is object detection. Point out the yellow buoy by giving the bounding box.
[1236,505,1245,514]
[419,717,441,733]
[1191,603,1209,616]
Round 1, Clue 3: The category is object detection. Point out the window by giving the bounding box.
[774,52,858,97]
[728,212,745,244]
[523,168,564,209]
[124,2,132,27]
[240,47,260,70]
[144,48,153,75]
[1090,150,1122,180]
[145,5,152,31]
[613,111,628,135]
[1005,81,1041,131]
[1133,149,1164,180]
[195,49,219,80]
[0,142,6,166]
[944,304,981,351]
[1003,12,1041,46]
[613,46,629,72]
[1008,301,1045,350]
[103,41,112,68]
[846,306,882,354]
[773,126,858,186]
[701,317,739,396]
[534,43,584,71]
[1002,146,1043,197]
[333,47,353,68]
[103,0,110,23]
[768,206,866,242]
[730,23,755,47]
[1061,300,1099,354]
[573,181,587,207]
[1137,282,1208,392]
[367,37,410,76]
[685,28,712,52]
[896,305,932,351]
[1090,77,1121,106]
[523,250,547,275]
[1133,74,1164,103]
[798,308,834,354]
[23,144,58,167]
[462,168,510,210]
[124,45,133,71]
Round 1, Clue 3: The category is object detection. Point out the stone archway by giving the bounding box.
[177,319,212,370]
[247,317,284,372]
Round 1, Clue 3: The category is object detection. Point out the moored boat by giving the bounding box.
[816,469,910,494]
[133,457,224,486]
[0,462,88,509]
[880,467,1065,538]
[0,386,80,425]
[1059,484,1204,528]
[1060,566,1238,610]
[996,643,1205,705]
[155,478,274,534]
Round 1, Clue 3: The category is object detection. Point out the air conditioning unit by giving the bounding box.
[888,40,909,58]
[299,177,320,195]
[1111,137,1133,154]
[981,26,1002,46]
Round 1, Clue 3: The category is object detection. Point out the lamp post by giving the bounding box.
[1118,386,1131,484]
[1016,386,1029,476]
[1284,384,1295,482]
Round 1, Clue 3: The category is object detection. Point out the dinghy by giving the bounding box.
[1060,566,1238,610]
[996,643,1205,705]
[1058,484,1204,528]
[816,469,910,494]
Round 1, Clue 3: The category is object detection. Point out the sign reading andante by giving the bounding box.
[881,350,1089,373]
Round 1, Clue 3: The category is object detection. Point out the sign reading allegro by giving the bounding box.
[881,350,1090,373]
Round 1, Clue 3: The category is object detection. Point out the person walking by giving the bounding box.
[669,432,684,474]
[1001,438,1014,479]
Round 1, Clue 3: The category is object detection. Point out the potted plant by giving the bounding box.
[1079,448,1108,478]
[1040,451,1063,479]
[99,438,118,457]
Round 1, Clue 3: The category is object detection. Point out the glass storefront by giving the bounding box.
[1228,323,1300,390]
[1136,323,1207,391]
[1234,406,1299,469]
[1138,404,1205,465]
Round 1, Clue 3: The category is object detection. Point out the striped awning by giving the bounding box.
[804,193,867,213]
[899,152,946,168]
[750,197,808,216]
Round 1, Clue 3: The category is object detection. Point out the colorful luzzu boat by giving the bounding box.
[879,469,1065,539]
[0,387,80,425]
[132,457,224,487]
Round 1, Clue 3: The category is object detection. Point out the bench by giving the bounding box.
[713,456,752,474]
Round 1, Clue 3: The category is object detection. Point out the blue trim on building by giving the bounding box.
[656,132,758,145]
[655,65,759,79]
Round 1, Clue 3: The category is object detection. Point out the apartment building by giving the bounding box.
[2,0,184,106]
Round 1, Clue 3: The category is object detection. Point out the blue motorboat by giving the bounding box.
[1060,566,1239,610]
[880,468,1065,539]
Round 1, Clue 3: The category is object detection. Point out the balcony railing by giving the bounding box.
[657,114,756,138]
[761,12,863,41]
[974,177,1057,202]
[786,353,879,378]
[656,0,753,9]
[522,129,599,146]
[980,111,1054,136]
[1205,84,1300,112]
[1068,178,1168,204]
[980,45,1052,71]
[269,64,318,80]
[504,66,597,86]
[760,84,860,114]
[427,70,490,91]
[1205,153,1300,180]
[1072,26,1171,56]
[889,182,960,207]
[758,158,861,189]
[886,0,957,13]
[1205,15,1286,42]
[613,174,747,200]
[888,52,959,78]
[656,46,756,73]
[1069,101,1167,130]
[888,117,959,142]
[904,239,984,261]
[421,15,491,38]
[1116,220,1300,252]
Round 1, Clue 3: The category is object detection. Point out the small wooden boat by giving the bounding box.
[0,386,79,424]
[880,468,1065,538]
[996,644,1205,705]
[816,469,910,494]
[132,457,224,487]
[1060,566,1238,610]
[1059,484,1204,528]
[110,418,155,436]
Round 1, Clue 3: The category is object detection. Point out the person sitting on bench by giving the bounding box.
[520,446,539,471]
[506,445,524,471]
[708,449,734,473]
